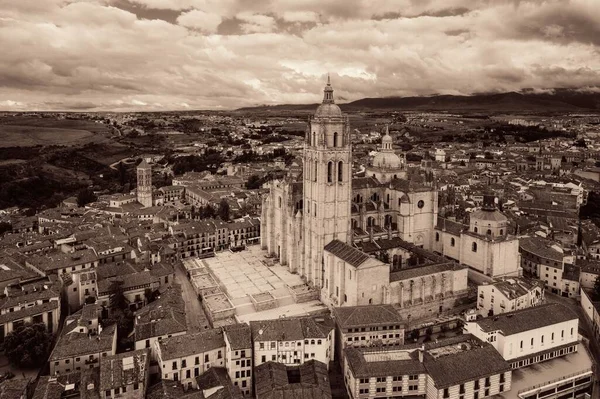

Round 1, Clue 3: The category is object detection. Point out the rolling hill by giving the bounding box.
[236,88,600,114]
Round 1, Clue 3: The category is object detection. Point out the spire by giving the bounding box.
[323,75,334,104]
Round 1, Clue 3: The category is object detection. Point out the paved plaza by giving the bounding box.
[198,246,327,322]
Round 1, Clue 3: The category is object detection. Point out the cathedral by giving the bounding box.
[261,78,519,313]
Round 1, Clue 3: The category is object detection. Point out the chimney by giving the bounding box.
[369,227,374,242]
[387,225,392,240]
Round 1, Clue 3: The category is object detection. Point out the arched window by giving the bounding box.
[312,132,316,146]
[278,197,282,208]
[487,229,492,235]
[333,132,338,147]
[386,194,390,204]
[472,242,477,252]
[394,174,397,179]
[450,238,455,247]
[367,217,374,227]
[313,160,318,182]
[474,227,478,233]
[338,161,343,182]
[435,232,440,242]
[327,161,333,183]
[500,229,504,235]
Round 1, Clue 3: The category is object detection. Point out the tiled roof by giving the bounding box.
[158,329,224,361]
[250,316,334,342]
[146,380,203,399]
[351,177,381,190]
[332,305,404,329]
[0,300,59,325]
[390,263,465,283]
[134,284,187,342]
[323,240,371,268]
[475,302,577,335]
[519,236,564,262]
[99,349,149,391]
[50,324,116,361]
[223,323,252,351]
[578,259,600,275]
[26,249,98,272]
[254,360,331,399]
[423,337,511,389]
[195,367,244,399]
[32,369,100,399]
[436,218,466,235]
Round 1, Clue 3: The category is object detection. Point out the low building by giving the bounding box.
[463,302,579,368]
[49,304,117,375]
[581,288,600,343]
[250,316,335,369]
[343,334,511,399]
[133,284,187,362]
[254,360,331,399]
[99,349,149,399]
[0,278,61,344]
[155,329,226,389]
[33,370,100,399]
[476,277,544,317]
[133,284,187,360]
[579,259,600,290]
[146,367,243,399]
[519,236,567,295]
[223,324,253,396]
[332,304,404,363]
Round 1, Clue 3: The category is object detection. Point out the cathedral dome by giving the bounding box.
[315,103,342,118]
[372,151,402,169]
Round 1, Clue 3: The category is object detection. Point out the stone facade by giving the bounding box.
[136,160,153,208]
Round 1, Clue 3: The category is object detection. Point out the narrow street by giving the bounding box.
[174,261,211,332]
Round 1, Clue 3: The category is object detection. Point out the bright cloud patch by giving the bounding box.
[0,0,599,110]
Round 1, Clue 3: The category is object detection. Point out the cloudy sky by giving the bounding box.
[1,0,600,111]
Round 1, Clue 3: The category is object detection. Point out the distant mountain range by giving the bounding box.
[236,88,600,113]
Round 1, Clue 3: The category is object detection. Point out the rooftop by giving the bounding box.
[254,360,331,399]
[423,336,511,389]
[250,316,334,342]
[497,346,593,399]
[99,349,149,391]
[332,304,403,329]
[474,302,577,336]
[158,329,225,361]
[519,236,564,263]
[324,240,371,268]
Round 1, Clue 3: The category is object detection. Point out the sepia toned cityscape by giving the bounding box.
[1,1,600,399]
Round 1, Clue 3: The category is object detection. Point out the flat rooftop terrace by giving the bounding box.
[200,246,327,321]
[498,346,593,399]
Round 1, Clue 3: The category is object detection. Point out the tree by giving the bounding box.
[218,199,230,221]
[4,323,53,368]
[593,275,600,300]
[246,174,262,190]
[409,329,420,342]
[77,188,97,207]
[0,221,11,236]
[108,280,128,311]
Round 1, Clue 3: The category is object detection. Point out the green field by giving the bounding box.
[0,125,96,147]
[0,116,112,148]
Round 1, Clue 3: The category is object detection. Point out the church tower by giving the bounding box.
[137,159,153,207]
[302,76,352,287]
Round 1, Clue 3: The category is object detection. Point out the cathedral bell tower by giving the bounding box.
[302,76,352,287]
